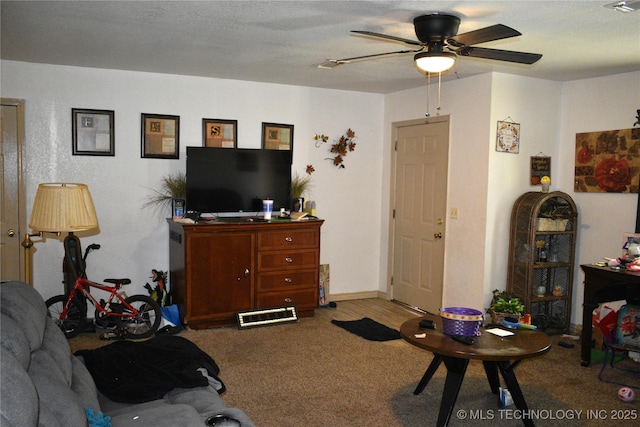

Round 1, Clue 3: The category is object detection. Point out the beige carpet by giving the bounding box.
[69,307,640,426]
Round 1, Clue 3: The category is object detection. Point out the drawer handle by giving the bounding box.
[284,277,293,283]
[285,257,293,263]
[284,298,293,303]
[285,237,293,242]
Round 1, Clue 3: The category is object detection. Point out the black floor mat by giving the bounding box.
[331,317,401,342]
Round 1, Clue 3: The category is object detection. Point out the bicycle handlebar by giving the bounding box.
[83,243,101,263]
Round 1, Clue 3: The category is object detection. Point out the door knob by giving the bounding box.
[7,229,15,237]
[434,232,443,239]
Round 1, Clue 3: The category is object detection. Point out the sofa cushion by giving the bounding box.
[29,347,88,427]
[1,314,31,370]
[0,282,47,353]
[0,347,38,427]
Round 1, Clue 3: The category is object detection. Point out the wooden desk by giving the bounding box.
[401,316,550,427]
[579,264,640,366]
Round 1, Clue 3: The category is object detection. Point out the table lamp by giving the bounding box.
[27,183,99,291]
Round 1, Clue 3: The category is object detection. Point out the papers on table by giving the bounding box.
[486,328,515,337]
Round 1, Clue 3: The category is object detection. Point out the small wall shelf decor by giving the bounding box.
[72,108,115,156]
[507,191,577,333]
[141,113,180,159]
[202,118,237,148]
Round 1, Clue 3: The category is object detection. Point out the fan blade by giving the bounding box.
[457,46,542,64]
[319,48,423,67]
[448,24,521,47]
[351,30,423,46]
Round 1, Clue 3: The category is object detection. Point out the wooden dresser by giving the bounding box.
[168,219,323,329]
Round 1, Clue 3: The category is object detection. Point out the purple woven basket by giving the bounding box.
[440,307,483,337]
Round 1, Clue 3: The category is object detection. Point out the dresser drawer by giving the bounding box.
[257,288,318,309]
[258,228,319,250]
[258,249,318,271]
[257,269,317,291]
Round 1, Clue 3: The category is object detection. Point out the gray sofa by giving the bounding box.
[0,281,255,427]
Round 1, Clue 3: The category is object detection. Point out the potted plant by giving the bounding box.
[291,172,311,212]
[487,289,525,324]
[143,172,186,217]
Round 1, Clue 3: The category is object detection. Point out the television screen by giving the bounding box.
[186,147,292,215]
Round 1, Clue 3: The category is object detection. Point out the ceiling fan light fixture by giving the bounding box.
[414,51,457,73]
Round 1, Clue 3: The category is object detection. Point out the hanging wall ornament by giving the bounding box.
[496,117,520,153]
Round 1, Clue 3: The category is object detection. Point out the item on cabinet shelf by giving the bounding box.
[537,218,569,232]
[553,284,564,297]
[304,200,317,217]
[173,198,185,219]
[541,175,551,192]
[548,235,559,262]
[535,284,546,297]
[536,240,547,262]
[290,211,308,221]
[262,199,273,220]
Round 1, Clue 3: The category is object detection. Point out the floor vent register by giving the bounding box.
[236,306,298,329]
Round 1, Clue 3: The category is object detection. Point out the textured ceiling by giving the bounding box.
[2,1,639,94]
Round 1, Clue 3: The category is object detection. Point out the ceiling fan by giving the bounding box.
[319,13,542,74]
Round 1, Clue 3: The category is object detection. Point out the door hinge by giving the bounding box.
[392,209,396,219]
[394,140,398,151]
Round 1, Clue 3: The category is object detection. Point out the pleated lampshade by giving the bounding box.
[29,183,99,232]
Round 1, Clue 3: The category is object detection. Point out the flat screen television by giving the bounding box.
[186,147,292,216]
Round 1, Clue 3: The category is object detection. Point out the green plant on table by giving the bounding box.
[488,289,524,315]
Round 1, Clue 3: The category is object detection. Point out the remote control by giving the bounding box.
[451,335,475,345]
[419,319,435,329]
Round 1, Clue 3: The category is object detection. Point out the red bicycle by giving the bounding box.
[46,245,161,339]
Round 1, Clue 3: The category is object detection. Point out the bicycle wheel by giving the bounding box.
[45,295,86,338]
[122,295,162,339]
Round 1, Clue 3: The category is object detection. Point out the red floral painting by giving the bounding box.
[574,128,640,193]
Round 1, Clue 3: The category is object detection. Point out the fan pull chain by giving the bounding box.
[425,73,431,117]
[437,72,442,112]
[425,72,443,117]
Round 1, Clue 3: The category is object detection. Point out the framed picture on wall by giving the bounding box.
[141,113,180,159]
[72,108,115,156]
[202,118,237,148]
[495,120,520,153]
[262,122,294,150]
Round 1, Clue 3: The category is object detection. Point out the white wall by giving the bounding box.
[384,73,496,310]
[485,73,563,308]
[559,71,640,325]
[383,70,640,325]
[1,60,384,300]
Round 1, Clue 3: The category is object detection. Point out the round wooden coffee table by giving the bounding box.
[401,314,551,427]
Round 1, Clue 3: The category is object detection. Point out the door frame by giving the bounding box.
[1,98,27,282]
[386,116,450,302]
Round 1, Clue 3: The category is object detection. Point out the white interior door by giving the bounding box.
[391,118,449,313]
[1,99,27,282]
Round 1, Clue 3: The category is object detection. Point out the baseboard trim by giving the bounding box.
[329,291,388,302]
